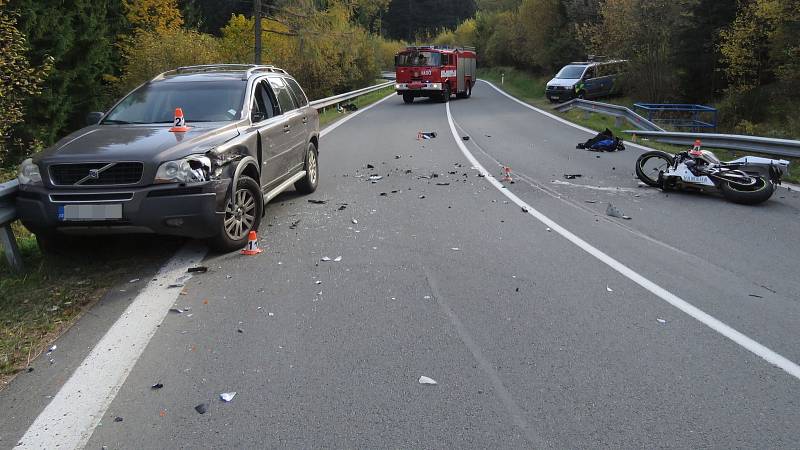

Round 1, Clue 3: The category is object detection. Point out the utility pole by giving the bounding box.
[254,0,262,65]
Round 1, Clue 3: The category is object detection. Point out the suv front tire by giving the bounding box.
[210,175,263,252]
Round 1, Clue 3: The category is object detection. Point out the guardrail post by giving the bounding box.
[615,116,624,128]
[0,224,23,272]
[582,110,592,120]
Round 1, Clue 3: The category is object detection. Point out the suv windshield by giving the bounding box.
[555,65,587,79]
[396,51,441,67]
[104,80,246,124]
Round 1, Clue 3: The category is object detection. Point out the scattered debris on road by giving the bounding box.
[417,131,437,140]
[169,308,184,314]
[321,257,331,262]
[418,376,438,385]
[462,136,470,141]
[334,256,342,262]
[606,285,614,293]
[220,392,237,402]
[563,174,582,180]
[606,203,631,220]
[657,318,667,324]
[129,278,140,283]
[169,274,191,288]
[195,403,208,414]
[749,294,763,299]
[308,199,327,204]
[521,206,528,213]
[289,219,301,229]
[352,218,358,224]
[151,382,164,390]
[114,416,123,422]
[187,266,208,274]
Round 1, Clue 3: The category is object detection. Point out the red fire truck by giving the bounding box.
[394,45,477,104]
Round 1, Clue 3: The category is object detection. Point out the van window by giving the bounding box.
[555,65,587,79]
[584,67,596,79]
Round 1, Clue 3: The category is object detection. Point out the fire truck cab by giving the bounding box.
[394,45,477,104]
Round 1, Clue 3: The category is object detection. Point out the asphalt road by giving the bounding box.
[4,81,800,449]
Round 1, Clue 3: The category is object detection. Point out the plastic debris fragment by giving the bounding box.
[657,318,667,324]
[418,376,438,385]
[308,199,327,204]
[187,266,208,273]
[195,403,208,414]
[563,174,582,180]
[606,203,631,220]
[114,416,123,422]
[152,383,164,390]
[334,256,342,262]
[321,256,331,262]
[606,285,614,292]
[220,392,237,402]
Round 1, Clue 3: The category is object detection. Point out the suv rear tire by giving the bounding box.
[294,142,319,194]
[209,175,263,253]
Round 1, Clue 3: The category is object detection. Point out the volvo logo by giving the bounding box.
[88,169,100,179]
[74,163,115,185]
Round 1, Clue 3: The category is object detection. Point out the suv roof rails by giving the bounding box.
[152,64,288,81]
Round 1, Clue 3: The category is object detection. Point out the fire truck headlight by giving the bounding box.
[431,83,441,89]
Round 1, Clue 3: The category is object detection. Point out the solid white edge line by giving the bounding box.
[16,91,398,449]
[446,101,800,382]
[478,79,799,191]
[17,243,207,449]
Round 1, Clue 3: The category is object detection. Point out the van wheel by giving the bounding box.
[209,175,263,253]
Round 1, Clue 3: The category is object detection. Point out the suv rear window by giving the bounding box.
[104,80,246,124]
[267,77,297,114]
[284,78,308,107]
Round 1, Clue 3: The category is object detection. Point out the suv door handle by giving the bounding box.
[283,124,291,133]
[302,117,308,124]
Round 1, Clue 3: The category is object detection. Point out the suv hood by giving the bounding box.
[35,123,240,165]
[547,78,579,88]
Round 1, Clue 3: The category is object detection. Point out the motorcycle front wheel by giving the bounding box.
[719,176,774,205]
[636,151,674,187]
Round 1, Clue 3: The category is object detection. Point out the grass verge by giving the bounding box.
[0,222,179,389]
[478,67,800,184]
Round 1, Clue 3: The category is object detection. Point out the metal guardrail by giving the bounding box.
[622,130,800,158]
[553,99,664,132]
[309,81,394,110]
[0,179,22,272]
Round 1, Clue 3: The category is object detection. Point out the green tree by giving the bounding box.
[9,0,127,148]
[0,0,52,167]
[515,0,578,72]
[124,0,183,32]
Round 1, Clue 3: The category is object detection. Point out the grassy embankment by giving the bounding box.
[477,67,799,184]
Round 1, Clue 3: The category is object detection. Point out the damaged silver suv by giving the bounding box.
[17,65,320,252]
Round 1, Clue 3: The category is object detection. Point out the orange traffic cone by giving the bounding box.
[417,130,422,141]
[240,231,262,255]
[501,166,513,182]
[169,108,190,133]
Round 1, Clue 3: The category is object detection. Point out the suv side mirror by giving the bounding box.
[86,112,104,125]
[251,111,266,123]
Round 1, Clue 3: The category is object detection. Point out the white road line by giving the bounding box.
[15,92,398,449]
[446,101,800,382]
[17,243,207,449]
[479,79,799,191]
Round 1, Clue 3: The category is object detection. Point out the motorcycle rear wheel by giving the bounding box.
[719,176,774,205]
[636,151,674,187]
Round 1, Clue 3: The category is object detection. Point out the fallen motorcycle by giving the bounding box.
[635,141,789,205]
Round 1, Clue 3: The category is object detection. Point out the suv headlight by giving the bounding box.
[18,158,42,185]
[154,156,211,184]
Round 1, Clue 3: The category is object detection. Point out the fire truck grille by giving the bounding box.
[50,162,144,186]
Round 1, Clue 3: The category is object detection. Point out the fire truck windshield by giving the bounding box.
[396,51,441,67]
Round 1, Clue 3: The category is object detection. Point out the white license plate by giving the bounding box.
[58,204,122,221]
[551,96,560,100]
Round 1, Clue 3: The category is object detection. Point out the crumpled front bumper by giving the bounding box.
[16,180,231,238]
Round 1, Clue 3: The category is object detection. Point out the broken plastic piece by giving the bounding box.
[187,266,208,273]
[195,403,208,414]
[169,308,184,314]
[366,164,374,169]
[152,382,164,390]
[369,175,383,181]
[114,416,123,422]
[606,203,631,220]
[462,136,470,141]
[418,376,438,385]
[169,274,191,288]
[129,278,140,283]
[220,392,237,402]
[321,256,331,262]
[564,174,582,180]
[308,199,327,204]
[657,318,667,324]
[352,218,358,224]
[606,285,614,292]
[334,256,342,262]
